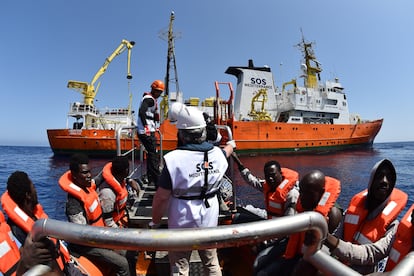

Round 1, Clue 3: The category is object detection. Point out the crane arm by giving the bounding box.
[67,39,135,106]
[90,39,135,85]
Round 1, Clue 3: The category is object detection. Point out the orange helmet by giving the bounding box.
[151,80,165,91]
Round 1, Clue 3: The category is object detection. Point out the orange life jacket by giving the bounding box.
[59,171,105,227]
[343,188,407,244]
[284,176,341,259]
[386,203,414,271]
[0,211,20,276]
[102,162,129,226]
[1,191,71,271]
[263,168,298,218]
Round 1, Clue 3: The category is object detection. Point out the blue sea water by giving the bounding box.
[0,142,413,221]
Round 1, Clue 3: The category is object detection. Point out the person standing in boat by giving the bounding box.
[96,155,141,276]
[59,153,131,276]
[137,80,164,187]
[321,159,407,274]
[150,102,236,276]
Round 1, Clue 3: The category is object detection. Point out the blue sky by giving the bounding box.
[1,1,413,146]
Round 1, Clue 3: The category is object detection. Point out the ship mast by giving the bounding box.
[298,33,321,89]
[159,11,181,120]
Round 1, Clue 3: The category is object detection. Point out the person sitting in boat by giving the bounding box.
[231,152,300,219]
[231,154,301,274]
[1,171,86,275]
[0,210,22,276]
[385,203,414,271]
[0,210,60,276]
[150,102,236,276]
[59,153,131,276]
[321,159,407,275]
[136,79,164,187]
[95,155,141,276]
[257,170,341,276]
[95,155,140,228]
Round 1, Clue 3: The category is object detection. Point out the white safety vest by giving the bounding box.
[137,93,158,134]
[164,147,228,228]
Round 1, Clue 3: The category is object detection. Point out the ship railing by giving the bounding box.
[116,126,140,178]
[69,102,99,115]
[115,126,164,182]
[32,211,368,276]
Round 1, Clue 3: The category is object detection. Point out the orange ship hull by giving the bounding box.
[47,129,140,157]
[159,119,383,155]
[48,118,382,156]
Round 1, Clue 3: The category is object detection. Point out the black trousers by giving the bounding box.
[138,133,160,185]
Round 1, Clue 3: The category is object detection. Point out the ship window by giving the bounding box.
[326,99,337,105]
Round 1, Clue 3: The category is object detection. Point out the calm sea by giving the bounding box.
[0,142,413,221]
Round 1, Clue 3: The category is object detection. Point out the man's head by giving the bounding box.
[169,102,207,145]
[150,80,164,99]
[367,159,396,209]
[299,170,326,211]
[7,171,38,212]
[263,160,283,190]
[69,153,92,189]
[111,156,130,182]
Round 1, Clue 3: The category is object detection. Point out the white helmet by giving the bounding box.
[169,102,206,130]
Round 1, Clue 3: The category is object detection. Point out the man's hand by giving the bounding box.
[18,235,56,273]
[324,233,340,252]
[127,178,141,193]
[226,140,236,149]
[144,126,151,136]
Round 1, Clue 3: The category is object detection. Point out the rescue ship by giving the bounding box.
[47,39,139,156]
[48,11,382,156]
[159,35,383,154]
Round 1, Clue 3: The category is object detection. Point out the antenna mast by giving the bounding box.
[163,11,180,96]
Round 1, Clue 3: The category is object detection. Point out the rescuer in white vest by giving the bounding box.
[151,102,236,276]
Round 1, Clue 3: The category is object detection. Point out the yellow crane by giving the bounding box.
[248,88,272,121]
[67,39,135,106]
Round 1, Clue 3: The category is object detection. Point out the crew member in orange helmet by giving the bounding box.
[137,80,164,187]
